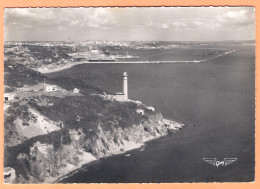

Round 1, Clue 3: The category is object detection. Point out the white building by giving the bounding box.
[4,93,16,102]
[73,88,80,93]
[90,50,100,55]
[136,109,144,115]
[115,92,125,101]
[44,85,59,92]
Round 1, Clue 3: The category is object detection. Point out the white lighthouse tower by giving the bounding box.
[123,72,128,100]
[115,72,128,101]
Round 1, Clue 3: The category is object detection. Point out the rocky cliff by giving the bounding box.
[5,107,183,183]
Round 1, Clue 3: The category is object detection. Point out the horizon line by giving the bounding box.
[4,39,255,42]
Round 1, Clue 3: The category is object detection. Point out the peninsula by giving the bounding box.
[4,57,184,183]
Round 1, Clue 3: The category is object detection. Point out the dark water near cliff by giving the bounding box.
[47,44,255,182]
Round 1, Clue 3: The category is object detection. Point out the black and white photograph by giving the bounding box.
[3,7,255,183]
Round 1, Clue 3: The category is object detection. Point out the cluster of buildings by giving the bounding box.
[4,45,30,54]
[3,84,80,103]
[44,84,80,94]
[71,49,116,62]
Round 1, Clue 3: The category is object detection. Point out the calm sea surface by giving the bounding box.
[47,44,255,182]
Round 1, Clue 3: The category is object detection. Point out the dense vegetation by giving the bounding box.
[4,62,46,88]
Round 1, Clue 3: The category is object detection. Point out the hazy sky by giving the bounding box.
[4,7,255,41]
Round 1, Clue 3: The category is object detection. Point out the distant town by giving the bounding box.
[4,40,253,73]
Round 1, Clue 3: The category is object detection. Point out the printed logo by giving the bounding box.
[203,158,237,167]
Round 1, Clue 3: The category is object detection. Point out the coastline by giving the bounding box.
[53,141,145,183]
[36,49,236,74]
[46,152,97,184]
[35,61,86,74]
[36,60,200,74]
[54,142,145,183]
[53,124,185,184]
